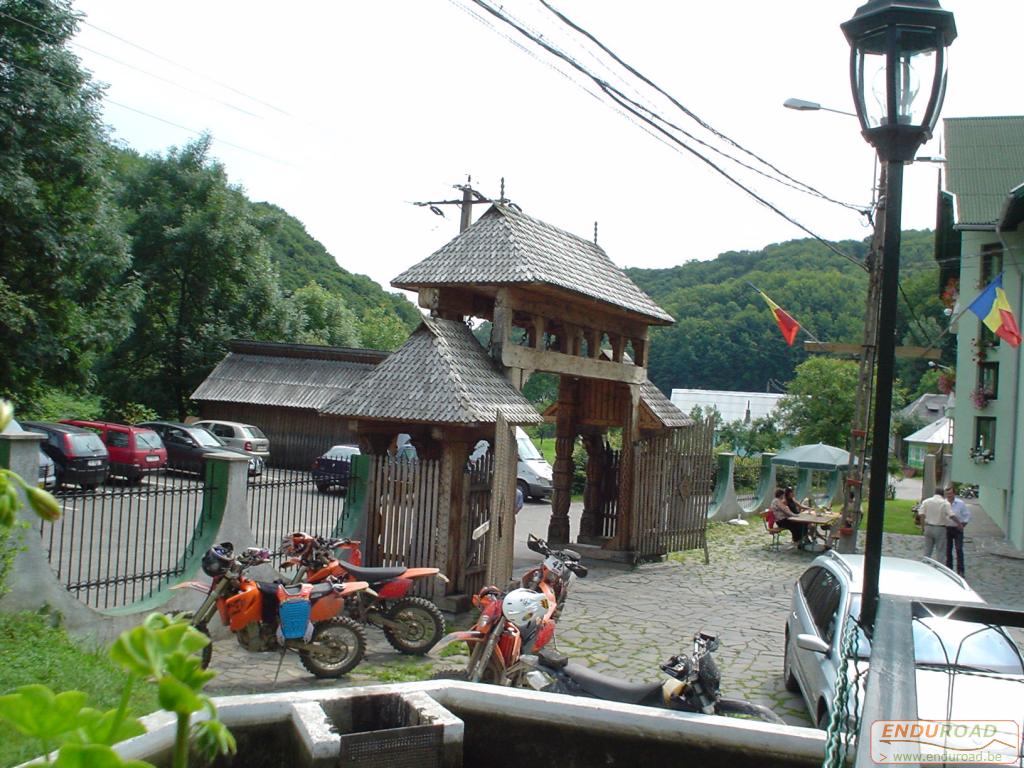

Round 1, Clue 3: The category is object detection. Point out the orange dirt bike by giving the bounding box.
[172,541,370,678]
[519,533,587,618]
[279,532,448,654]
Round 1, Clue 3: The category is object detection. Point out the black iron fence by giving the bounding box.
[247,466,348,551]
[38,469,212,609]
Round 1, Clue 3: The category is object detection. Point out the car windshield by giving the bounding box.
[326,446,359,460]
[245,425,267,439]
[188,428,223,448]
[135,431,163,450]
[517,436,543,461]
[69,433,106,454]
[847,596,1023,672]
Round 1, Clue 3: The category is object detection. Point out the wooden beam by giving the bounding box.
[502,344,646,384]
[506,287,650,341]
[803,342,942,360]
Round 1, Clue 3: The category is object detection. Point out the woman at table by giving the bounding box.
[772,488,807,543]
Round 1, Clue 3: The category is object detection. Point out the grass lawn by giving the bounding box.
[0,611,159,768]
[877,498,923,535]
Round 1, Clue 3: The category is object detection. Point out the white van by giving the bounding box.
[469,427,554,501]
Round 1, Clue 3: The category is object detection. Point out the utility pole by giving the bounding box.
[412,176,510,233]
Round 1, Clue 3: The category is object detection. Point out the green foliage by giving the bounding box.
[287,281,360,347]
[717,415,781,456]
[20,389,104,422]
[105,402,159,426]
[777,357,860,447]
[360,305,413,351]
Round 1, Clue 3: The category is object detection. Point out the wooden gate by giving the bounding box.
[462,452,494,597]
[364,455,442,598]
[631,419,715,561]
[598,443,620,539]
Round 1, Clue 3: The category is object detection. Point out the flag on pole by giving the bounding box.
[966,274,1022,348]
[757,289,801,346]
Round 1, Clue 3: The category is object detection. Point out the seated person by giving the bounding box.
[771,488,808,543]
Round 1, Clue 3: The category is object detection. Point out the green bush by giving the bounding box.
[20,389,103,422]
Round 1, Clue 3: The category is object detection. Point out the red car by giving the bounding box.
[60,420,167,482]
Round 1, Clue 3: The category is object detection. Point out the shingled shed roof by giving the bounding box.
[639,381,692,429]
[321,317,542,426]
[392,204,674,325]
[191,340,386,410]
[945,116,1024,228]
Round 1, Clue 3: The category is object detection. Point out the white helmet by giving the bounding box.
[501,588,549,630]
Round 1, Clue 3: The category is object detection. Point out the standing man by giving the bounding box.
[918,486,952,560]
[944,484,970,576]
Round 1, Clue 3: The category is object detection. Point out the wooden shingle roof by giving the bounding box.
[320,317,542,426]
[392,204,674,325]
[191,340,386,410]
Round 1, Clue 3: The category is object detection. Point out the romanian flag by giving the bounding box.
[758,290,801,346]
[967,274,1022,348]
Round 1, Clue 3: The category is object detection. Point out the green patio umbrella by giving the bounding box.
[771,443,852,471]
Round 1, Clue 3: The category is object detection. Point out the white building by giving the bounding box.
[669,389,783,425]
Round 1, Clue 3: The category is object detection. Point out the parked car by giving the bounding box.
[468,427,554,501]
[311,445,360,492]
[192,420,270,459]
[2,417,57,489]
[21,421,109,490]
[785,551,1024,733]
[137,422,263,477]
[60,420,167,482]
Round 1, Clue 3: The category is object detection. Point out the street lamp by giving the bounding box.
[841,0,956,633]
[783,98,857,118]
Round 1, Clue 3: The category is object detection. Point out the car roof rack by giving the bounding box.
[824,550,853,577]
[920,556,969,590]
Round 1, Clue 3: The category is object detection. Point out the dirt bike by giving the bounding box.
[172,541,370,678]
[279,532,447,654]
[519,533,587,618]
[516,630,785,724]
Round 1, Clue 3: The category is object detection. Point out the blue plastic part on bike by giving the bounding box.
[279,599,312,640]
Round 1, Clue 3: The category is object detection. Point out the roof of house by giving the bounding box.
[669,389,783,425]
[640,381,692,429]
[320,316,542,426]
[905,417,953,447]
[944,116,1024,228]
[191,340,387,410]
[898,393,951,425]
[391,204,674,325]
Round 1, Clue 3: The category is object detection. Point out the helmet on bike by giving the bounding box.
[501,588,549,630]
[201,542,234,577]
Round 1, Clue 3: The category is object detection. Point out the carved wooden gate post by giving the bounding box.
[577,432,605,544]
[549,376,579,547]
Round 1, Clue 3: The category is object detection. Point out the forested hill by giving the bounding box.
[626,229,943,396]
[253,202,420,327]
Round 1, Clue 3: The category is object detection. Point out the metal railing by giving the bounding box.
[38,469,212,609]
[247,466,348,550]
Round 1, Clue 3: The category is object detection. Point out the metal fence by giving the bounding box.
[247,466,349,550]
[37,469,212,609]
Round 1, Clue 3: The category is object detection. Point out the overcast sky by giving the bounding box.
[73,1,1023,298]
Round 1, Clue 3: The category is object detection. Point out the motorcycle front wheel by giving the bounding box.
[299,616,367,678]
[383,597,445,655]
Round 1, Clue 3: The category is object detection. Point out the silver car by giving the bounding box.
[785,551,1024,739]
[193,420,270,459]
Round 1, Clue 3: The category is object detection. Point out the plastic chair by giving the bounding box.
[761,509,782,552]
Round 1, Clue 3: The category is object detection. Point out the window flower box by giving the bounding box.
[969,447,994,464]
[970,386,995,409]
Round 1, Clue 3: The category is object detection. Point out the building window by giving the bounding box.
[978,362,999,400]
[972,417,996,463]
[980,243,1003,287]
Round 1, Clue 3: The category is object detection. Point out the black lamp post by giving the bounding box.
[841,0,956,633]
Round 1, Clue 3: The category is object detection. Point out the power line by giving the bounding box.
[465,0,867,272]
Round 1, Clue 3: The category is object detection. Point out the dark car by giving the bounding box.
[21,421,109,490]
[137,421,264,477]
[311,445,360,492]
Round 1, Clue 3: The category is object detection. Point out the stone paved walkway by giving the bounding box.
[205,501,1024,729]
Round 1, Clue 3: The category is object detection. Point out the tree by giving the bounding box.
[287,281,360,347]
[360,305,411,351]
[0,0,131,407]
[104,139,292,419]
[717,415,782,456]
[777,357,859,447]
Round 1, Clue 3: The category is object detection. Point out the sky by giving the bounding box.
[72,1,1024,299]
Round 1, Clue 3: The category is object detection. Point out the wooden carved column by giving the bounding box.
[577,432,606,544]
[440,439,471,595]
[548,375,578,547]
[609,384,640,551]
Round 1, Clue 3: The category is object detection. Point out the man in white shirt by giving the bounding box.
[944,484,970,576]
[917,487,952,560]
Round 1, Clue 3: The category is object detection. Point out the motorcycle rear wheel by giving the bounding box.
[383,597,445,655]
[167,611,212,669]
[299,617,367,678]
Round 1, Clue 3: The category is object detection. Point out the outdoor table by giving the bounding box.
[789,510,841,551]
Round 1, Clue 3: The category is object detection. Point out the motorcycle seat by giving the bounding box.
[562,662,662,705]
[338,562,409,582]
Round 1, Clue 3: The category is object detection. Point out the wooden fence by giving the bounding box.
[631,419,716,561]
[462,452,494,597]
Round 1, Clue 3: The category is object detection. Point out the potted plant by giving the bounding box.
[969,446,994,464]
[969,386,994,409]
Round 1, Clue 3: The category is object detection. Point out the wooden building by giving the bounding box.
[191,339,387,469]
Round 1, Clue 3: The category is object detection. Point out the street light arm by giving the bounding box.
[783,97,857,117]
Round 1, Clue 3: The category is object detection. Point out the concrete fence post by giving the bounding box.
[743,453,777,514]
[708,452,744,521]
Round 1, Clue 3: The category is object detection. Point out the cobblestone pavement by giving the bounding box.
[205,501,1024,730]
